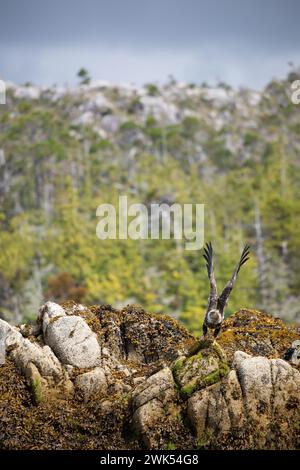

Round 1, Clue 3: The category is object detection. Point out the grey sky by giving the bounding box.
[0,0,299,88]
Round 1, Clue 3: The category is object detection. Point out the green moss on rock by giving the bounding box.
[173,357,186,374]
[31,377,42,405]
[174,343,230,398]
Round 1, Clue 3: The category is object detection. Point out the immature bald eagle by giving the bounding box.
[202,242,250,337]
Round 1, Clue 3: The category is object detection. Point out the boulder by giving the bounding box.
[13,85,41,100]
[270,358,300,418]
[219,309,299,362]
[118,305,193,364]
[140,95,180,124]
[0,318,62,382]
[24,362,45,404]
[131,367,179,448]
[283,339,300,366]
[94,304,193,364]
[236,356,272,422]
[101,115,120,133]
[187,350,300,449]
[39,301,66,335]
[173,341,230,398]
[44,315,101,368]
[232,350,251,369]
[75,367,107,401]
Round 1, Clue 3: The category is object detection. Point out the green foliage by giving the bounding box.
[204,137,235,170]
[145,115,157,127]
[181,116,200,138]
[243,131,258,146]
[119,120,140,131]
[0,74,300,330]
[18,101,32,113]
[166,441,176,450]
[90,139,113,152]
[77,68,91,85]
[128,97,142,114]
[180,382,197,398]
[197,433,207,449]
[145,83,159,96]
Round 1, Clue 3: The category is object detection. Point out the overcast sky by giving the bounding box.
[0,0,299,89]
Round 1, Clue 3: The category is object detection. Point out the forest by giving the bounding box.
[0,69,300,334]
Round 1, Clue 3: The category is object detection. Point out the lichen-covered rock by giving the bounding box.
[0,318,62,382]
[132,367,175,410]
[39,301,66,335]
[187,350,300,449]
[131,367,179,448]
[44,315,101,368]
[270,358,300,421]
[11,341,63,382]
[188,382,231,438]
[75,367,107,401]
[236,356,272,433]
[222,369,245,428]
[19,322,42,338]
[187,367,246,444]
[232,350,252,368]
[173,341,229,398]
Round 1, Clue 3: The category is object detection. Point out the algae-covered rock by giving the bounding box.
[219,309,299,362]
[0,303,299,450]
[95,304,194,364]
[131,367,180,448]
[187,350,300,449]
[236,356,273,429]
[75,367,107,401]
[25,362,44,405]
[173,341,229,398]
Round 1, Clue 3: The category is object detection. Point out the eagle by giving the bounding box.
[202,242,250,337]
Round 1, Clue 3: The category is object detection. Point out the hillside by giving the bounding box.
[1,71,300,331]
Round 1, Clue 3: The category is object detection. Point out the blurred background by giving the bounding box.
[0,0,300,334]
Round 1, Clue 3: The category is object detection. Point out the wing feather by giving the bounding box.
[217,244,250,312]
[203,242,218,311]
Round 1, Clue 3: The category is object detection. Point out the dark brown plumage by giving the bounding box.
[202,242,250,337]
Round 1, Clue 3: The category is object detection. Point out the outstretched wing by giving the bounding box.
[203,242,218,311]
[217,244,250,312]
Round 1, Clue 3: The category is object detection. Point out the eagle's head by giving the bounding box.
[206,309,222,326]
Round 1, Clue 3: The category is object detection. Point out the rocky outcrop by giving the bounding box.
[187,351,300,449]
[0,316,63,386]
[0,302,299,450]
[218,309,299,362]
[131,367,180,448]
